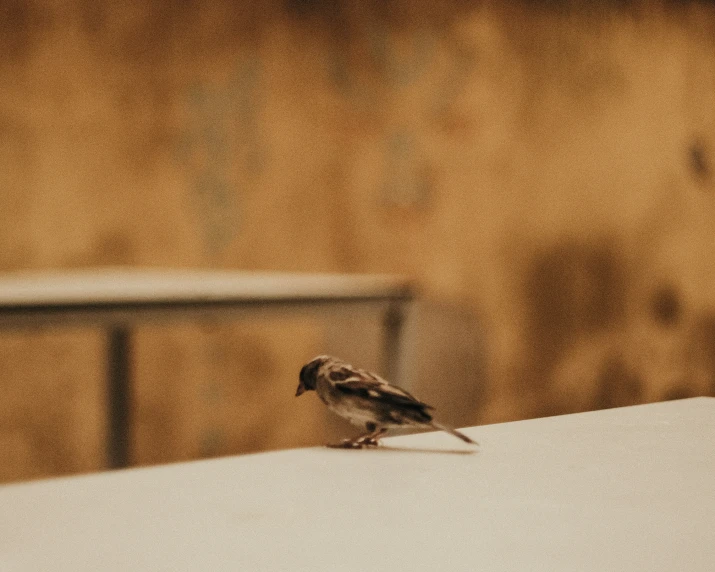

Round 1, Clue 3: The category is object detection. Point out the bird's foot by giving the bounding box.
[326,436,382,449]
[326,439,364,449]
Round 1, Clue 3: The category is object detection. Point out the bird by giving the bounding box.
[296,355,478,448]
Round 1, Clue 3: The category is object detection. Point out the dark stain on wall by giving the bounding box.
[498,2,629,136]
[94,231,137,266]
[688,138,712,184]
[0,0,48,62]
[594,353,643,409]
[662,384,697,401]
[79,0,107,36]
[524,241,626,387]
[650,284,682,327]
[692,313,715,396]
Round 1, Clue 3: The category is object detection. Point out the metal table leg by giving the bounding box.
[107,325,131,468]
[382,300,417,390]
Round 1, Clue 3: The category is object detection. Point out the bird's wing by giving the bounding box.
[333,379,434,410]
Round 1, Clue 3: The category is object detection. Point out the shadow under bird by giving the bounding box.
[296,355,478,448]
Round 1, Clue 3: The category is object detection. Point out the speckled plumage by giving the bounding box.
[296,355,478,448]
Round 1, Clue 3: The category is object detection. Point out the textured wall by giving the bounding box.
[1,0,715,482]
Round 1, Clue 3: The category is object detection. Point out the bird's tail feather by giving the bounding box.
[431,422,478,445]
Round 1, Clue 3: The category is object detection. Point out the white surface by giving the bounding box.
[0,268,411,306]
[1,398,713,571]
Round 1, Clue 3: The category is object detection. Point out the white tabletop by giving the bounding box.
[0,268,412,306]
[1,397,713,571]
[0,268,413,328]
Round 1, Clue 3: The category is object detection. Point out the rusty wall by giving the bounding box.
[1,0,715,482]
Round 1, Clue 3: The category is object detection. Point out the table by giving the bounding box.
[0,397,712,571]
[0,268,415,468]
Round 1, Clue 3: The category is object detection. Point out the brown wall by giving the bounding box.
[1,0,715,482]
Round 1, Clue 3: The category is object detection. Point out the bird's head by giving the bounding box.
[296,355,330,397]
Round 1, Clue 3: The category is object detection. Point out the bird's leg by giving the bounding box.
[327,423,385,449]
[357,427,387,447]
[354,422,379,446]
[354,423,387,447]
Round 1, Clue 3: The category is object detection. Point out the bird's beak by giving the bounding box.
[295,383,305,397]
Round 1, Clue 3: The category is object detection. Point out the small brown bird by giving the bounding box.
[296,355,478,448]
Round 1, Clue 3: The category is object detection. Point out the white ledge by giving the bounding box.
[1,398,713,571]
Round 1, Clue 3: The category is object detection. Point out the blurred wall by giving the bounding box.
[1,0,715,482]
